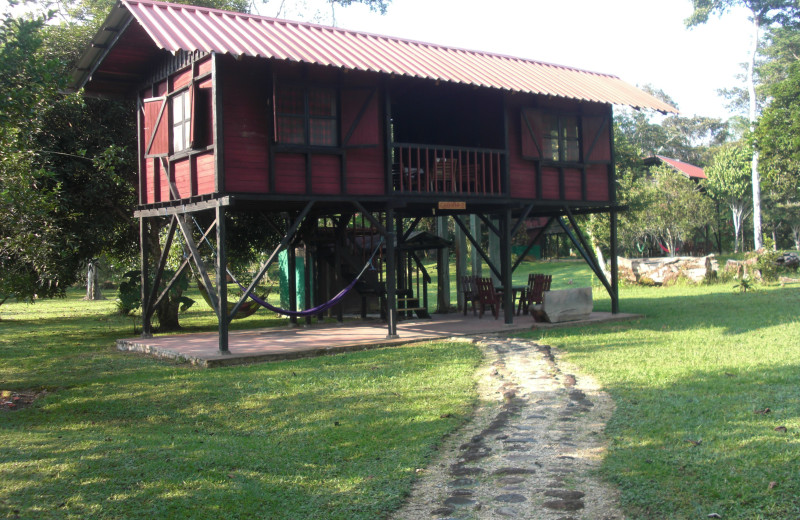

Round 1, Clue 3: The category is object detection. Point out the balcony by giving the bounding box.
[392,143,505,196]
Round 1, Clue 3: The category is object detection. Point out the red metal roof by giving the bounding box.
[72,0,677,113]
[654,155,707,179]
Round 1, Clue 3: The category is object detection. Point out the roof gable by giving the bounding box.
[71,0,678,113]
[651,155,707,180]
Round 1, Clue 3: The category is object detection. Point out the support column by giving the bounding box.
[385,208,398,338]
[500,210,513,325]
[140,217,152,337]
[436,216,450,313]
[610,210,619,314]
[470,214,482,277]
[288,243,298,327]
[216,206,229,353]
[489,216,501,286]
[455,216,467,312]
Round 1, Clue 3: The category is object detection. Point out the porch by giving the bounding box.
[117,311,640,367]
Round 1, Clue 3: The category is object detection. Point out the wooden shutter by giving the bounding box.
[142,96,169,157]
[520,108,543,160]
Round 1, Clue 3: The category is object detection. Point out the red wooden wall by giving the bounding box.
[508,96,613,203]
[140,56,214,205]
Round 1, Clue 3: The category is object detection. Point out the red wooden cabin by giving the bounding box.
[71,0,675,351]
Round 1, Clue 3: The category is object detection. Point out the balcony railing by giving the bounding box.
[392,143,505,196]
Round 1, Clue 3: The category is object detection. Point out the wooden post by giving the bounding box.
[610,209,619,314]
[216,205,229,353]
[288,241,298,328]
[470,214,482,277]
[436,216,450,313]
[140,217,152,338]
[501,210,513,325]
[489,216,500,286]
[455,216,467,312]
[385,208,398,338]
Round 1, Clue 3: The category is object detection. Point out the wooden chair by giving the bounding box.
[461,275,480,316]
[475,277,502,319]
[523,273,552,318]
[518,273,552,315]
[431,158,457,192]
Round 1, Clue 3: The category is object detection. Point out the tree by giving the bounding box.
[705,143,753,252]
[0,10,74,303]
[686,0,800,250]
[633,167,715,256]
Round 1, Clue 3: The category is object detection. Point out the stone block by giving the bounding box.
[542,288,592,323]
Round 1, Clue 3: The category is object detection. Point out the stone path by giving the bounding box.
[390,336,624,520]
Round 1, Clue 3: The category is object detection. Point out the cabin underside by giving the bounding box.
[138,196,620,353]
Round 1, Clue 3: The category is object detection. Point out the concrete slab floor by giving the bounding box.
[116,312,641,367]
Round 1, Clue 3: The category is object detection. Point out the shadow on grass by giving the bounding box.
[599,362,800,519]
[0,342,480,520]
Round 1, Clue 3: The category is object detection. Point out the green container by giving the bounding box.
[279,249,307,309]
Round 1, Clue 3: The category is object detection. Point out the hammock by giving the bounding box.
[196,280,264,320]
[237,239,383,318]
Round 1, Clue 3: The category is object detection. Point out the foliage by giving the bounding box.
[687,0,800,252]
[733,275,754,292]
[705,142,753,252]
[116,269,141,315]
[756,60,800,198]
[0,290,479,519]
[749,247,782,281]
[622,167,715,257]
[0,10,73,302]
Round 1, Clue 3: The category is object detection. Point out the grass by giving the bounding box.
[0,291,482,519]
[5,260,800,519]
[518,281,800,519]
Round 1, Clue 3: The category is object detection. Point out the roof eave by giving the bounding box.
[67,2,135,92]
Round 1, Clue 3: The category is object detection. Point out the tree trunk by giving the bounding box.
[146,219,182,331]
[747,11,763,250]
[84,259,105,300]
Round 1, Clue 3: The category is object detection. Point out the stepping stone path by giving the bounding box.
[389,336,624,520]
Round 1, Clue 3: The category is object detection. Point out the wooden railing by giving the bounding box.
[392,143,505,196]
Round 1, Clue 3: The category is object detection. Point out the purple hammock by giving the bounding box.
[234,241,382,318]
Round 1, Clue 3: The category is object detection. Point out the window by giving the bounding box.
[172,90,192,153]
[275,85,337,146]
[543,115,580,162]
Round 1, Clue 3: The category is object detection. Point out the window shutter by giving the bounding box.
[520,108,542,159]
[142,96,169,156]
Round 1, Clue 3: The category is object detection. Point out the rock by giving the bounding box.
[618,255,718,285]
[545,490,586,500]
[494,493,527,503]
[543,499,585,511]
[541,288,593,323]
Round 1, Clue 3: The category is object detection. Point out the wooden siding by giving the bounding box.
[274,153,306,193]
[222,59,270,193]
[507,102,537,199]
[311,154,341,195]
[345,148,384,195]
[139,57,216,205]
[586,164,610,201]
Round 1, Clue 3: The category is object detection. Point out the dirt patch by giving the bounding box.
[1,389,47,411]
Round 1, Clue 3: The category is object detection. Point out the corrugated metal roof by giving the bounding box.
[74,0,677,113]
[654,155,707,179]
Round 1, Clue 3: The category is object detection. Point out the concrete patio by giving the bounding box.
[116,312,641,367]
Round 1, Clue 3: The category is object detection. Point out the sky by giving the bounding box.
[1,0,754,119]
[255,0,755,120]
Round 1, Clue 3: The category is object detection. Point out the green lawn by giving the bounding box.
[0,292,482,519]
[519,281,800,519]
[3,261,800,519]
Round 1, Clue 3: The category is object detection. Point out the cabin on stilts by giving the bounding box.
[70,0,676,353]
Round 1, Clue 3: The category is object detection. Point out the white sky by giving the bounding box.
[258,0,754,120]
[2,0,753,119]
